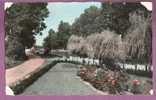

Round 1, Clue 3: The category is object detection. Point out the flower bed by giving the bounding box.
[77,65,152,95]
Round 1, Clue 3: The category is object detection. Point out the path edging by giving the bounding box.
[10,60,58,94]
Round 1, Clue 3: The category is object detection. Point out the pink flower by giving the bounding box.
[133,79,140,85]
[111,80,116,86]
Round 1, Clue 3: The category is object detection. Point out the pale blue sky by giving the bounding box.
[35,2,101,46]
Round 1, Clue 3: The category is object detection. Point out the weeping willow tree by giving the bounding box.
[67,35,87,56]
[86,30,126,68]
[67,30,126,68]
[124,9,152,65]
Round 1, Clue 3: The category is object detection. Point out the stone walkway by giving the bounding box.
[21,63,105,96]
[6,58,45,86]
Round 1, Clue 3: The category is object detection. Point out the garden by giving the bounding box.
[5,2,153,95]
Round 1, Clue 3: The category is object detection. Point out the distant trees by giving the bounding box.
[57,21,71,49]
[5,3,49,60]
[43,21,71,49]
[43,29,58,49]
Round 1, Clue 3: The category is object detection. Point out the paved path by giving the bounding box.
[6,58,45,86]
[21,62,104,96]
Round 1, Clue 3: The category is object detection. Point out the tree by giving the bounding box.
[5,3,49,60]
[67,35,87,57]
[124,9,152,64]
[86,30,126,67]
[57,21,71,49]
[43,21,71,49]
[71,6,101,37]
[43,29,59,49]
[98,3,148,37]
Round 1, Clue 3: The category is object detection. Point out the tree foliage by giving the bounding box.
[67,35,87,56]
[71,3,148,37]
[5,3,49,59]
[67,3,151,65]
[71,6,101,36]
[57,21,71,49]
[44,3,151,65]
[43,21,71,49]
[67,30,125,66]
[124,9,152,64]
[43,29,58,49]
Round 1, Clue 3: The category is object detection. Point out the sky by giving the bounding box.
[5,2,152,46]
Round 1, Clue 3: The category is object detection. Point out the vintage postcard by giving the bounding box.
[0,0,155,99]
